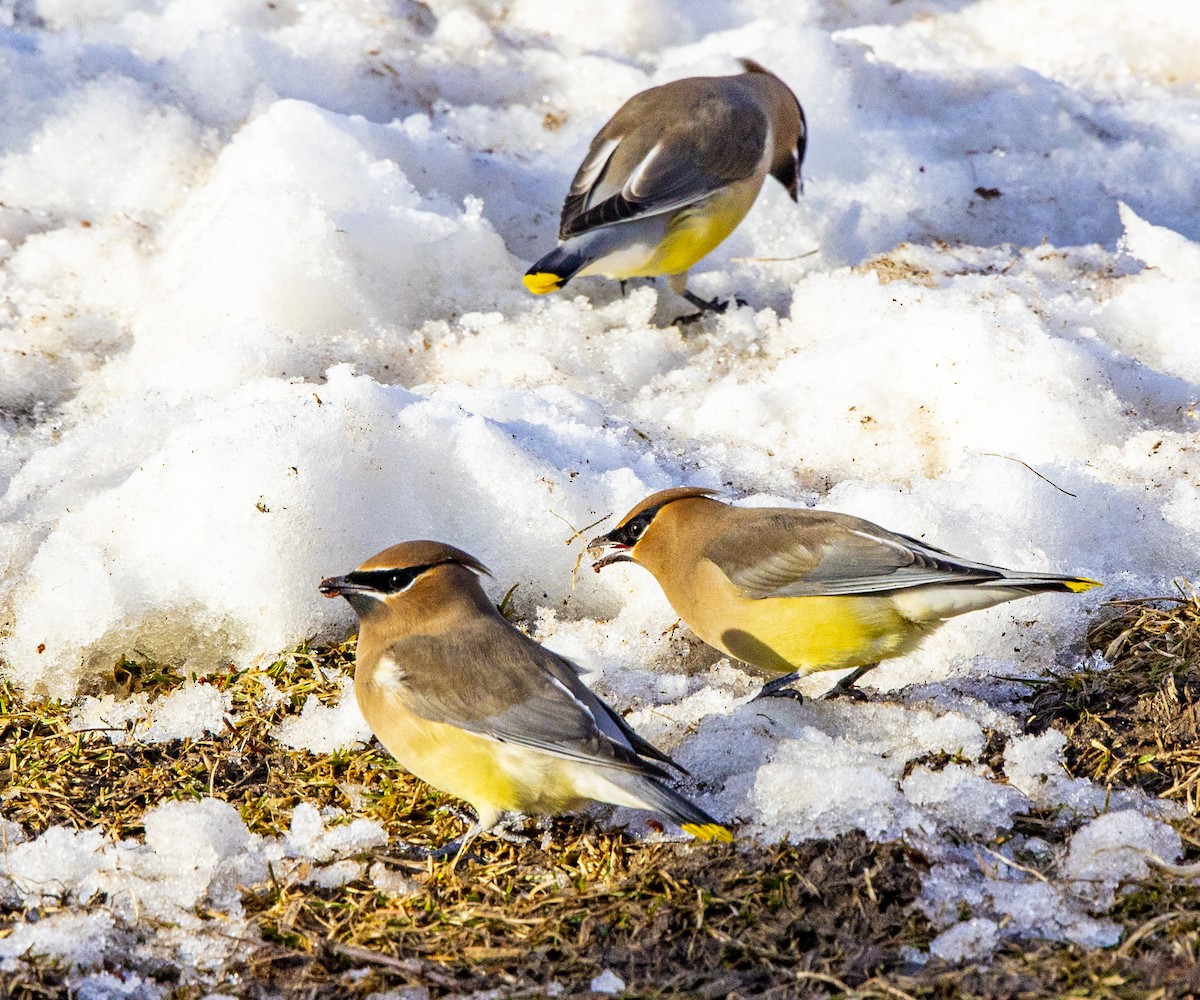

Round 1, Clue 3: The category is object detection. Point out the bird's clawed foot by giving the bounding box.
[427,838,486,865]
[436,817,537,865]
[753,671,805,702]
[823,682,869,702]
[487,816,537,848]
[683,290,728,314]
[673,289,740,326]
[394,807,490,866]
[394,812,537,869]
[389,838,485,866]
[753,663,880,703]
[821,663,878,701]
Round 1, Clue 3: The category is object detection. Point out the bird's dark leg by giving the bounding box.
[390,806,488,865]
[683,289,728,313]
[822,663,878,701]
[412,814,534,866]
[619,279,629,296]
[673,289,731,326]
[753,671,805,702]
[385,832,479,866]
[486,816,536,847]
[385,836,483,865]
[426,834,483,864]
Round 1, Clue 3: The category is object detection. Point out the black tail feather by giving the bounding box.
[612,772,733,842]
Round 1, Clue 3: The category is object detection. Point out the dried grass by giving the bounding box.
[1026,581,1200,835]
[0,642,436,844]
[5,584,1200,998]
[0,641,929,998]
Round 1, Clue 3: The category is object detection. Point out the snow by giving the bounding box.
[0,798,390,977]
[929,917,1000,964]
[72,681,232,743]
[271,673,373,752]
[71,972,165,1000]
[590,969,627,995]
[1063,810,1183,907]
[285,801,388,865]
[2,0,1199,981]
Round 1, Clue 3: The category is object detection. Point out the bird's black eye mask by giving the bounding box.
[609,507,660,547]
[346,564,436,594]
[771,103,807,200]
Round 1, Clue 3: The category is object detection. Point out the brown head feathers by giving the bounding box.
[356,540,491,578]
[613,486,721,530]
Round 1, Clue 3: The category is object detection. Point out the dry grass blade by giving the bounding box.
[548,508,611,589]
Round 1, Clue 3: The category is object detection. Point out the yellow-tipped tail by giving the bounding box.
[682,822,734,843]
[1065,577,1103,593]
[523,271,563,295]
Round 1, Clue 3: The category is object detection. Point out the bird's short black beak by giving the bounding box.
[319,575,347,597]
[587,533,633,572]
[320,573,385,619]
[319,574,374,598]
[771,151,802,202]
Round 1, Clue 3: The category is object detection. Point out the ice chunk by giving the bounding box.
[1003,731,1109,815]
[749,727,927,841]
[590,969,626,995]
[0,826,107,907]
[902,764,1028,838]
[72,682,232,744]
[1063,810,1182,907]
[929,917,999,963]
[70,971,165,1000]
[285,802,388,863]
[135,799,260,916]
[271,675,373,753]
[0,910,117,973]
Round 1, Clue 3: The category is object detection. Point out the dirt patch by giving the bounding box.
[243,832,929,998]
[855,249,937,288]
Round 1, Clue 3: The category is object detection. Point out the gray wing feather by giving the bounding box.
[383,619,674,778]
[705,509,1007,599]
[560,81,768,239]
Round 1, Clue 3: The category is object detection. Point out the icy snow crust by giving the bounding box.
[2,0,1199,979]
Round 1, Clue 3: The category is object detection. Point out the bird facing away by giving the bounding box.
[588,488,1101,698]
[319,540,732,852]
[524,59,807,316]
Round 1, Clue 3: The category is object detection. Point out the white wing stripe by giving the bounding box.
[572,138,621,203]
[547,673,597,726]
[624,141,663,198]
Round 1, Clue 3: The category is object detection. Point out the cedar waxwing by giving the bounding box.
[588,488,1101,698]
[319,540,731,852]
[524,59,807,316]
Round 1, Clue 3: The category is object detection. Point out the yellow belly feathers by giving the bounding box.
[649,175,763,277]
[677,561,931,676]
